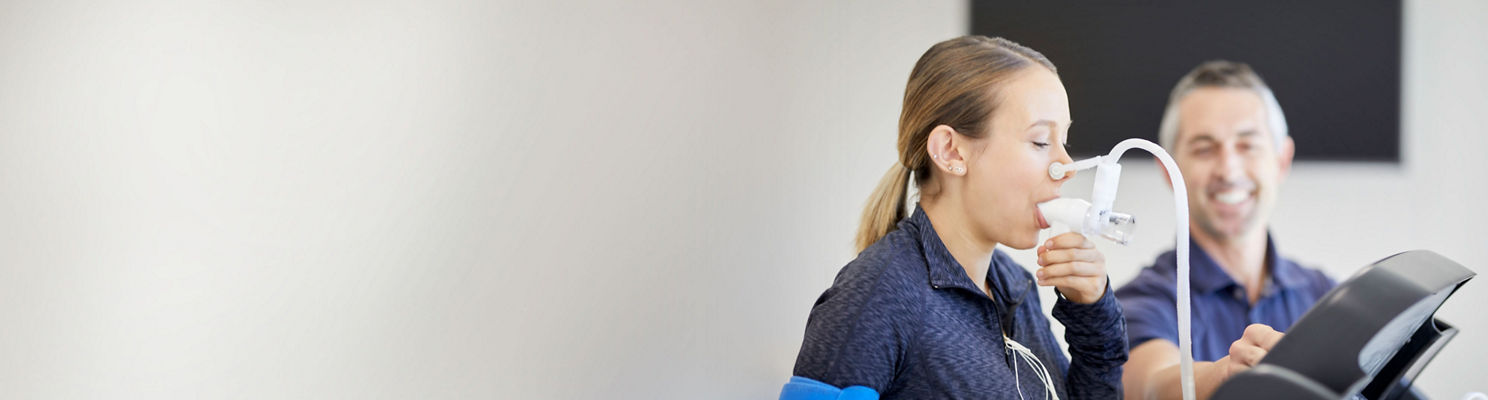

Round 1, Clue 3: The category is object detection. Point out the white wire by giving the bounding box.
[1005,336,1059,400]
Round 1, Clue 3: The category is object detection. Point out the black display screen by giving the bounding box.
[970,0,1401,162]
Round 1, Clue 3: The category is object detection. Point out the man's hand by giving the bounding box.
[1126,324,1287,400]
[1216,324,1285,379]
[1035,232,1108,304]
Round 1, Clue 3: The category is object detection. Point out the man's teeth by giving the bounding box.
[1216,189,1249,205]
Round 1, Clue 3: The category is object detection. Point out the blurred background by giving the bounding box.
[0,0,1483,398]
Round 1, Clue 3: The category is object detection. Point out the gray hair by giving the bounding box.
[1157,61,1288,154]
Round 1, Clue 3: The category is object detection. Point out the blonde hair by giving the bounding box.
[854,36,1056,252]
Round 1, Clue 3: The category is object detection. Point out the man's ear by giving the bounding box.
[925,125,966,175]
[1277,136,1295,178]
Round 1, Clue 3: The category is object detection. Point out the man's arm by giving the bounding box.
[1122,324,1283,400]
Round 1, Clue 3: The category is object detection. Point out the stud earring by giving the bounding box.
[952,166,964,174]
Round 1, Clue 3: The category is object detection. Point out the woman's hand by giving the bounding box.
[1035,232,1108,304]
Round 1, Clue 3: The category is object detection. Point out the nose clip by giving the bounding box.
[1048,155,1103,180]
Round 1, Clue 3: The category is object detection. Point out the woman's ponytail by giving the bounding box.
[855,163,911,252]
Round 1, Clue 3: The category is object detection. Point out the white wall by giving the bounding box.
[0,0,1481,399]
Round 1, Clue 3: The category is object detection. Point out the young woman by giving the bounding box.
[789,36,1127,399]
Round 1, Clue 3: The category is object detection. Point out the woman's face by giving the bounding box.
[961,67,1074,250]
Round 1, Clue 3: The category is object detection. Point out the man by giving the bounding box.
[1116,61,1335,400]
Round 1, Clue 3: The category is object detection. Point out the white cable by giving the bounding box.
[1005,336,1059,400]
[1010,337,1024,400]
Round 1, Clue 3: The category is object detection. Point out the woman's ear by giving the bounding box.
[926,125,966,176]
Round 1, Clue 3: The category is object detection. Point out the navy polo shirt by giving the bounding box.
[1114,236,1335,361]
[792,205,1127,399]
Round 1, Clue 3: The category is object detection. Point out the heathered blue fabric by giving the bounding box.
[792,205,1127,399]
[1115,236,1335,362]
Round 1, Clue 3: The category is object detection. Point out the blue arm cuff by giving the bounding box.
[779,376,879,400]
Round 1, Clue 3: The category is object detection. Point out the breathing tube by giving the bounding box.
[1040,138,1196,400]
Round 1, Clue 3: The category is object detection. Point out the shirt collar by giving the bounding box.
[904,205,973,290]
[1189,232,1310,294]
[904,205,1031,298]
[1266,233,1313,290]
[1186,239,1233,294]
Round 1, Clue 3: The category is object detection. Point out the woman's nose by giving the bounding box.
[1052,147,1075,182]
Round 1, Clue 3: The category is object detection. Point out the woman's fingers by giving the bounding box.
[1035,232,1108,304]
[1037,247,1104,267]
[1041,232,1095,250]
[1034,275,1102,291]
[1036,261,1104,280]
[1036,275,1109,304]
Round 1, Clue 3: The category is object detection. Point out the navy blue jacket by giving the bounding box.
[792,206,1127,399]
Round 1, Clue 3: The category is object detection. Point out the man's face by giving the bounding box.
[1173,87,1293,243]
